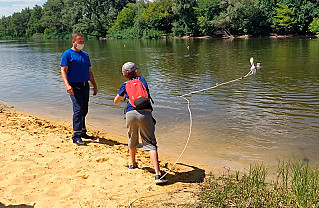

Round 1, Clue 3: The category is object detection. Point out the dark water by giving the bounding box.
[0,38,318,170]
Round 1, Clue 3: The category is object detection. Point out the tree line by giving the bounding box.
[0,0,319,40]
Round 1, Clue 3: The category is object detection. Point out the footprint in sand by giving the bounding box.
[45,183,72,198]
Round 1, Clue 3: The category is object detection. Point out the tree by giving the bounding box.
[294,1,318,34]
[109,6,135,33]
[194,0,222,36]
[61,0,85,36]
[140,0,173,34]
[41,0,65,37]
[26,5,44,38]
[9,8,31,38]
[273,3,297,34]
[172,0,197,36]
[0,16,12,38]
[309,18,319,34]
[79,0,136,38]
[237,0,272,36]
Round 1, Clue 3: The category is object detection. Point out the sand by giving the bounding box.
[0,102,204,208]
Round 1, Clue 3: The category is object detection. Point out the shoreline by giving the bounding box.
[0,101,203,207]
[2,34,318,42]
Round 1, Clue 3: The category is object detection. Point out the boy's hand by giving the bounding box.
[114,94,124,104]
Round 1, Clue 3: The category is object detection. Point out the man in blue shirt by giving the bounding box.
[60,32,98,145]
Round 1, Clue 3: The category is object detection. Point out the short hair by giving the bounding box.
[71,32,84,40]
[123,70,137,79]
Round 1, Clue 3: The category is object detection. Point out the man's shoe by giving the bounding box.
[155,174,168,184]
[81,133,96,139]
[128,164,138,170]
[73,138,86,146]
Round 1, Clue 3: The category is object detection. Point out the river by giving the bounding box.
[0,38,318,171]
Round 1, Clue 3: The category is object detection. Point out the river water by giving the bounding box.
[0,38,318,171]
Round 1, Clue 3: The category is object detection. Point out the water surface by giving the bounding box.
[0,38,318,170]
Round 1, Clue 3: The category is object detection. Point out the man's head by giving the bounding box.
[122,62,139,79]
[72,32,84,51]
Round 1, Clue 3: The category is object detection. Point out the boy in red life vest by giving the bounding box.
[114,62,167,184]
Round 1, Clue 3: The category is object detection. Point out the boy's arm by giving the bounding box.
[114,94,124,104]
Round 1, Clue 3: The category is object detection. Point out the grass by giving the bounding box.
[195,159,319,207]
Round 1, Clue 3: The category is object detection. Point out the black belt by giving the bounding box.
[69,82,88,86]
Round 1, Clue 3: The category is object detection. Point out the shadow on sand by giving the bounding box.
[142,162,205,185]
[0,202,35,208]
[83,136,126,146]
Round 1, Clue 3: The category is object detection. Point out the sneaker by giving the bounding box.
[128,164,138,170]
[155,174,167,184]
[72,138,86,146]
[81,133,96,139]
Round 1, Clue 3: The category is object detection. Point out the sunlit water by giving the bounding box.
[0,38,318,171]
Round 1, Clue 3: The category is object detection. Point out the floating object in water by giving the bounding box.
[124,44,126,47]
[250,57,254,65]
[187,46,190,50]
[250,57,257,74]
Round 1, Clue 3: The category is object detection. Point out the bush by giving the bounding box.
[43,27,58,39]
[32,33,44,40]
[108,27,141,39]
[309,18,319,34]
[142,29,164,39]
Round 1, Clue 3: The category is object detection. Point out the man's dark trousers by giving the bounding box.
[69,82,89,139]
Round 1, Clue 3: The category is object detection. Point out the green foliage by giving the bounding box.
[142,29,165,39]
[141,0,173,34]
[0,16,12,38]
[171,20,186,37]
[194,0,222,35]
[309,18,319,34]
[26,5,44,38]
[41,0,65,33]
[273,3,297,34]
[172,0,197,36]
[80,0,136,38]
[109,27,141,39]
[43,27,58,39]
[109,7,135,34]
[196,160,319,207]
[294,1,316,34]
[8,8,31,38]
[1,0,319,39]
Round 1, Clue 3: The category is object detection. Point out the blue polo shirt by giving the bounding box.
[118,76,153,112]
[60,48,91,82]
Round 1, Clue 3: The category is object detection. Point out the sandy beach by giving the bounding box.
[0,102,205,208]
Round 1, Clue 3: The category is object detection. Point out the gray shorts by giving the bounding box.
[126,110,157,151]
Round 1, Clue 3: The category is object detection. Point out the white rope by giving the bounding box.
[128,60,257,207]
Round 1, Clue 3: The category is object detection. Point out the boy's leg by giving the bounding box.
[129,146,137,165]
[149,149,160,175]
[138,111,161,175]
[126,111,139,166]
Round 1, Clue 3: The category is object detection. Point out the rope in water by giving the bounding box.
[128,62,256,207]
